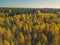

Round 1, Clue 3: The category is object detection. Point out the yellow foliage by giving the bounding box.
[45,23,49,32]
[0,38,3,45]
[6,17,11,27]
[18,21,23,28]
[36,41,41,45]
[0,9,60,45]
[0,17,5,22]
[26,41,31,45]
[14,15,20,20]
[29,26,32,32]
[50,25,59,36]
[23,34,32,41]
[27,34,32,41]
[4,40,10,45]
[11,41,14,45]
[0,27,5,34]
[41,34,47,43]
[33,25,39,32]
[0,13,5,17]
[40,23,45,30]
[24,23,29,32]
[12,24,17,32]
[36,10,41,14]
[33,32,38,39]
[19,32,24,44]
[0,17,5,25]
[4,28,12,40]
[21,14,26,21]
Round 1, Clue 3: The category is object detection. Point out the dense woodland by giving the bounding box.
[0,8,60,45]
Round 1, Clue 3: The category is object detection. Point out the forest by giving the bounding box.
[0,8,60,45]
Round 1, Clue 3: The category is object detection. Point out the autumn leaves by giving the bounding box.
[0,9,60,45]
